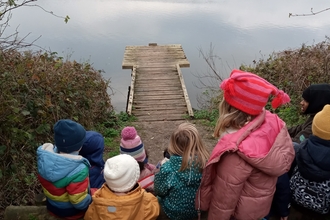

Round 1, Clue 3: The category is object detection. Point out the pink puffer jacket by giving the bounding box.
[196,110,295,220]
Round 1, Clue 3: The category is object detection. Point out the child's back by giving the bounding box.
[37,119,92,219]
[154,122,209,220]
[84,154,160,220]
[79,131,105,188]
[155,155,204,220]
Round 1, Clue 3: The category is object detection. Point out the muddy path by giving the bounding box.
[131,120,217,165]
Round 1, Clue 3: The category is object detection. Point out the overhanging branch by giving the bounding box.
[289,7,330,17]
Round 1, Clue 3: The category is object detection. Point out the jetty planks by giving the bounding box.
[122,43,193,122]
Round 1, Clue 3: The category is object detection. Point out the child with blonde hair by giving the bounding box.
[154,122,209,220]
[196,69,295,220]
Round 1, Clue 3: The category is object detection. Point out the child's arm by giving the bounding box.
[156,149,170,169]
[272,173,291,218]
[287,124,303,138]
[154,164,172,197]
[66,166,92,210]
[144,193,161,220]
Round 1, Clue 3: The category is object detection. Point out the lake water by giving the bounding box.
[5,0,330,112]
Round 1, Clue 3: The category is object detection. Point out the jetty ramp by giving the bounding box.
[122,43,193,122]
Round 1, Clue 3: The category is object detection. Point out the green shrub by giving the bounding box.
[240,38,330,126]
[94,111,136,158]
[193,109,219,127]
[197,39,330,128]
[0,49,114,210]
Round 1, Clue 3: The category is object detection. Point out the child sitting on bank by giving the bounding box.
[290,104,330,216]
[37,119,92,219]
[84,154,160,220]
[79,131,105,188]
[154,122,210,220]
[120,126,157,191]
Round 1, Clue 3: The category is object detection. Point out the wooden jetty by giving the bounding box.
[122,43,194,122]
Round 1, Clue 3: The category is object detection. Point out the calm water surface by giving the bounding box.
[6,0,330,111]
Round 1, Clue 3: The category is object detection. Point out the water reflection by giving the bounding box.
[5,0,330,111]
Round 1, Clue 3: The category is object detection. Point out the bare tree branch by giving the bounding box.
[0,0,37,20]
[191,44,226,109]
[0,0,70,50]
[25,4,68,20]
[289,7,330,17]
[0,27,42,51]
[198,43,223,81]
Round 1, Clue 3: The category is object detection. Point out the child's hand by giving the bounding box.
[160,158,169,165]
[152,167,160,174]
[156,157,169,169]
[280,217,288,220]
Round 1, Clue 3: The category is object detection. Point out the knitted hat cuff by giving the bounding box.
[312,104,330,140]
[56,138,85,153]
[312,124,330,140]
[120,142,146,162]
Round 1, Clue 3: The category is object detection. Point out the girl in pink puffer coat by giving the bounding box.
[196,69,295,220]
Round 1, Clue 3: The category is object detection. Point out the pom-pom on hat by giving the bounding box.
[312,104,330,140]
[220,69,290,115]
[54,119,86,153]
[104,154,140,193]
[120,126,146,163]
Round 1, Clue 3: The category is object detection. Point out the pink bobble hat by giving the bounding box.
[120,126,147,163]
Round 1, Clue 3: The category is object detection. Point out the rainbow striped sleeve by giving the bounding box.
[64,166,91,210]
[38,164,92,210]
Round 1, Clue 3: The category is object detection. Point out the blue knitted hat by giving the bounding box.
[54,119,86,153]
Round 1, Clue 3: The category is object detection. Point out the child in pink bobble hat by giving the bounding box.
[120,126,157,192]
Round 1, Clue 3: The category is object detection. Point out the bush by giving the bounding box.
[95,111,137,158]
[0,49,114,210]
[196,38,330,128]
[241,38,330,126]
